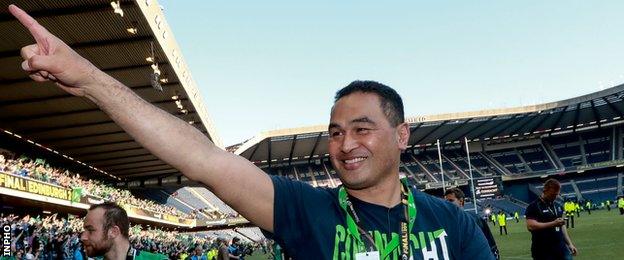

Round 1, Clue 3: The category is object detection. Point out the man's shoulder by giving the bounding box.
[270,175,339,197]
[527,199,541,207]
[525,199,543,217]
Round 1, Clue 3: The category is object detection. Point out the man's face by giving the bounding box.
[445,193,464,207]
[328,92,408,190]
[80,208,114,257]
[543,186,560,202]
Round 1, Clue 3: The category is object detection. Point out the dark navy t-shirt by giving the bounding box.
[525,199,569,259]
[263,176,494,260]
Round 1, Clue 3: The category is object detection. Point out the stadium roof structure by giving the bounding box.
[234,84,624,167]
[0,0,221,182]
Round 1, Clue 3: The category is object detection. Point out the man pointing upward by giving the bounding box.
[8,5,492,259]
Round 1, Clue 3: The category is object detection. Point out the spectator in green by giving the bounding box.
[513,211,520,223]
[272,243,282,260]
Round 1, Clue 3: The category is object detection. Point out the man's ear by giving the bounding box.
[397,122,410,150]
[108,225,120,239]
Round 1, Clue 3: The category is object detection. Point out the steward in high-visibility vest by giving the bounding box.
[564,201,575,228]
[497,212,508,235]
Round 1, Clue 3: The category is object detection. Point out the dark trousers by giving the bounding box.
[586,208,591,215]
[565,215,574,228]
[620,207,624,215]
[499,225,507,235]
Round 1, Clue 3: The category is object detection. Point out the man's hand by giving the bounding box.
[568,244,578,256]
[9,4,98,97]
[553,218,565,227]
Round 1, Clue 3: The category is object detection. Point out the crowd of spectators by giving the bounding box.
[185,207,239,221]
[0,213,261,260]
[0,154,189,219]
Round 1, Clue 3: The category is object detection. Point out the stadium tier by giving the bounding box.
[0,0,221,186]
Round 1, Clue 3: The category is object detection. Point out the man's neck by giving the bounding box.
[104,239,130,260]
[540,194,553,204]
[346,177,402,208]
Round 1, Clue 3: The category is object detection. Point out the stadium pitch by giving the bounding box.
[493,209,623,259]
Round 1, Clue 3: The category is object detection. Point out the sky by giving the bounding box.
[159,0,624,146]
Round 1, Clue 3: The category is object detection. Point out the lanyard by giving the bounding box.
[338,178,417,258]
[126,246,137,260]
[540,197,557,217]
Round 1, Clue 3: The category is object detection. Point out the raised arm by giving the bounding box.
[9,4,274,232]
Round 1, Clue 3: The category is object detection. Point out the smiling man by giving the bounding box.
[9,4,492,259]
[267,82,494,259]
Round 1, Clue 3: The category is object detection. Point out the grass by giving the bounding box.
[493,209,624,260]
[245,209,624,259]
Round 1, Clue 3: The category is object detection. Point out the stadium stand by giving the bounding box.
[0,154,192,219]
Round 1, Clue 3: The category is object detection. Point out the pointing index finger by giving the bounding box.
[9,4,51,51]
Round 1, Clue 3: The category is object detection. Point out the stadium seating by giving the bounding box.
[482,198,526,215]
[572,175,619,202]
[252,126,624,194]
[0,154,191,219]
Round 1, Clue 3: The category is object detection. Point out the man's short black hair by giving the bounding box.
[543,178,561,192]
[89,202,129,239]
[334,80,405,127]
[444,187,465,201]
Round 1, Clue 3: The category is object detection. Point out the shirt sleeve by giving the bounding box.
[479,218,500,260]
[525,202,538,220]
[260,175,333,254]
[458,208,496,260]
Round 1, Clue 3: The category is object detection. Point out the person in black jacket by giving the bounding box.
[445,187,500,260]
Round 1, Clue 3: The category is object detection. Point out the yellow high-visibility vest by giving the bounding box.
[497,213,507,226]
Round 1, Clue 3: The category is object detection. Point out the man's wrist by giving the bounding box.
[82,68,120,105]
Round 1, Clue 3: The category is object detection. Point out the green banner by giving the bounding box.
[71,187,82,202]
